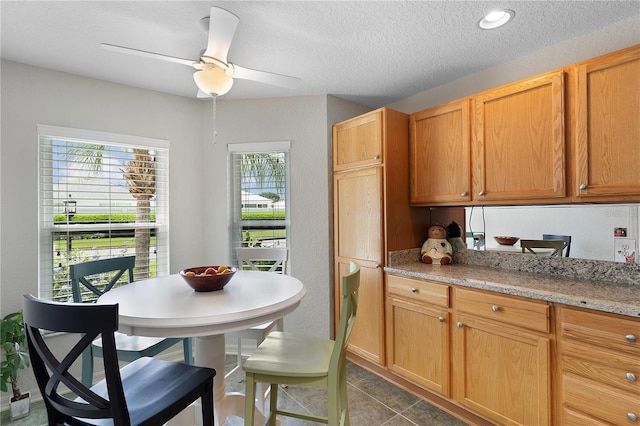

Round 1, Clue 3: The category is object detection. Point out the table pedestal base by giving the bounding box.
[167,334,270,426]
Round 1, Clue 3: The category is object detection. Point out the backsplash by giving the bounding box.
[388,248,640,286]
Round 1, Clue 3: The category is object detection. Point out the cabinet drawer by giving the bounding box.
[561,307,640,356]
[563,407,612,426]
[563,374,640,425]
[387,274,449,307]
[562,340,640,394]
[455,288,550,332]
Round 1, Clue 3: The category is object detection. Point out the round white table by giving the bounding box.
[98,270,306,426]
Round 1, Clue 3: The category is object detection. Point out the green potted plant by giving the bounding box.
[1,310,31,420]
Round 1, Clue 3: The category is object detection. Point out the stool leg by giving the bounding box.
[182,337,193,365]
[81,346,94,387]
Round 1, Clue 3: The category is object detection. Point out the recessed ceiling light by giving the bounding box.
[478,9,515,30]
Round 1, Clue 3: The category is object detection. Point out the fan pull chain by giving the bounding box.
[212,95,217,145]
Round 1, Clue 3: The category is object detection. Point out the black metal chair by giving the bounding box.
[542,234,572,257]
[70,256,192,386]
[23,294,215,426]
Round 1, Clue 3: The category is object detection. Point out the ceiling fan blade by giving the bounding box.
[202,7,239,63]
[101,43,198,67]
[231,64,301,88]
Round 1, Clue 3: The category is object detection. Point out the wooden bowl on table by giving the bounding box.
[179,266,236,292]
[494,236,520,246]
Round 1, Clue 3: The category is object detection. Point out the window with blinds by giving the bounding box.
[228,141,290,263]
[38,125,169,302]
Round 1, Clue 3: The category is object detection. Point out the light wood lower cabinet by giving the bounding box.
[558,306,640,425]
[452,288,551,426]
[337,259,385,364]
[385,275,451,396]
[383,274,640,426]
[385,275,551,425]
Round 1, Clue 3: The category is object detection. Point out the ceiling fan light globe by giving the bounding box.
[194,67,234,96]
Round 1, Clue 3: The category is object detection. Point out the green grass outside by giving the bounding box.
[54,236,157,250]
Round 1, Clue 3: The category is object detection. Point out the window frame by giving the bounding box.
[37,124,170,302]
[227,141,291,263]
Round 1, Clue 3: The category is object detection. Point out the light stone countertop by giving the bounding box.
[385,249,640,318]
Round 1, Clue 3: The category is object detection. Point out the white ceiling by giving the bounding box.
[2,1,639,108]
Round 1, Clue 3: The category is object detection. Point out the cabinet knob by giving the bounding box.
[411,287,418,293]
[579,183,588,190]
[626,372,637,382]
[373,154,380,160]
[478,190,485,196]
[491,305,500,312]
[457,322,463,328]
[626,334,638,343]
[375,264,380,269]
[460,191,468,197]
[627,413,638,422]
[438,316,445,323]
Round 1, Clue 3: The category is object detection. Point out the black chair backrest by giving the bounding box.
[542,234,572,257]
[22,294,130,424]
[70,256,135,303]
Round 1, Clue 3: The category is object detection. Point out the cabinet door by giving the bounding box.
[410,99,471,204]
[336,259,385,365]
[452,313,551,426]
[333,167,383,263]
[386,296,450,395]
[574,45,640,199]
[473,71,566,202]
[334,166,385,365]
[333,109,383,171]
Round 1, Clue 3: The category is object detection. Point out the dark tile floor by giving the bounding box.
[2,357,468,426]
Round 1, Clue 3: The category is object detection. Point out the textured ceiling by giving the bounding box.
[1,1,639,108]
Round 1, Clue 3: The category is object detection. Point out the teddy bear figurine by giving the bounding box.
[421,224,453,265]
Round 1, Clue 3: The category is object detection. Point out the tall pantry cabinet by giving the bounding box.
[332,108,430,365]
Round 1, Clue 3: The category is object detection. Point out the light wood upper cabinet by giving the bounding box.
[410,99,471,204]
[333,109,383,171]
[573,44,640,201]
[472,70,566,203]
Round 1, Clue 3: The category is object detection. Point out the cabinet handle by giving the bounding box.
[579,183,587,190]
[457,322,463,328]
[626,334,638,343]
[627,413,638,422]
[438,316,445,323]
[375,264,380,269]
[478,190,485,196]
[626,372,637,382]
[373,155,380,160]
[460,191,468,197]
[411,287,418,293]
[491,305,500,312]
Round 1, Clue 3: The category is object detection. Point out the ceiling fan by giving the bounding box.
[102,6,301,98]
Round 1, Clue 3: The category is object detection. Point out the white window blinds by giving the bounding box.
[38,125,170,301]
